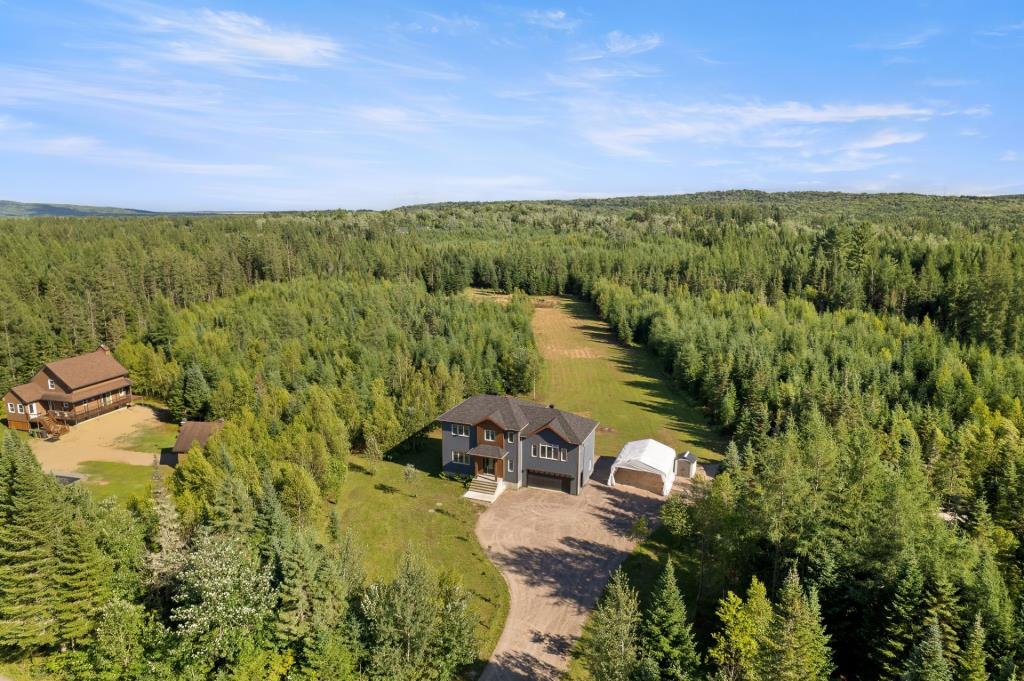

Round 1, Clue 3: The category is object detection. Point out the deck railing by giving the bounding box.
[50,395,133,424]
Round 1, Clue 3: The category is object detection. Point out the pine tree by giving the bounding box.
[877,555,927,680]
[275,527,317,644]
[926,573,963,668]
[579,568,641,681]
[641,558,699,680]
[146,466,185,609]
[170,362,210,420]
[961,614,989,681]
[54,515,113,647]
[709,577,773,681]
[902,619,952,681]
[766,567,832,681]
[0,437,60,652]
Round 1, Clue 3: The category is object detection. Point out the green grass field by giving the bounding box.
[76,461,171,502]
[527,296,726,462]
[333,435,508,671]
[111,419,179,454]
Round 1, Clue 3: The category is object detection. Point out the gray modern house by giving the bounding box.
[438,395,598,497]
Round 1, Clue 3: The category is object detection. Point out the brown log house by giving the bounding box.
[2,345,133,437]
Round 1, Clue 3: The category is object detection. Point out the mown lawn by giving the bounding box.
[111,418,179,454]
[527,296,726,462]
[332,433,508,672]
[76,461,171,502]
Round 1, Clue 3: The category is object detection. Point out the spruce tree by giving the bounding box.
[709,577,772,681]
[274,527,317,644]
[641,558,699,680]
[766,567,832,681]
[877,555,927,680]
[961,614,989,681]
[0,439,60,652]
[54,515,113,647]
[146,466,185,610]
[926,573,963,668]
[902,619,952,681]
[579,568,641,681]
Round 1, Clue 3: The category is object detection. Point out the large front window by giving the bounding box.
[451,423,469,437]
[537,444,565,461]
[452,450,469,465]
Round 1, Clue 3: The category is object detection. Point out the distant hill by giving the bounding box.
[0,200,156,217]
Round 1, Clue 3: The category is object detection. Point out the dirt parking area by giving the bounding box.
[29,405,169,474]
[476,459,662,681]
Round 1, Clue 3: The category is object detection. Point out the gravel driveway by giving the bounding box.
[476,459,662,681]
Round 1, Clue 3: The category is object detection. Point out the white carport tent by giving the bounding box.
[608,439,677,497]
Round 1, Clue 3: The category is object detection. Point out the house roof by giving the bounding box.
[438,395,598,445]
[468,444,507,460]
[172,420,225,454]
[45,346,128,390]
[9,383,44,403]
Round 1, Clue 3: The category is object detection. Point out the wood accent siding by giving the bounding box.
[475,420,505,448]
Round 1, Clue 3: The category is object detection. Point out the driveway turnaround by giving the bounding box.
[476,463,662,681]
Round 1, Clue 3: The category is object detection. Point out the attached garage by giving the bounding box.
[608,439,677,497]
[527,471,572,493]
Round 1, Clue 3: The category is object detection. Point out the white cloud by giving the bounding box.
[523,9,578,31]
[1002,151,1021,162]
[0,128,270,176]
[106,3,340,73]
[605,31,661,55]
[571,98,937,157]
[352,99,542,134]
[921,78,977,87]
[845,129,925,151]
[855,28,942,50]
[404,12,481,35]
[977,21,1024,37]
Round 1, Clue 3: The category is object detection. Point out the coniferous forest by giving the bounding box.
[2,190,1024,680]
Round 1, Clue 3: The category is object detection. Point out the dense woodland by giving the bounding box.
[2,191,1024,680]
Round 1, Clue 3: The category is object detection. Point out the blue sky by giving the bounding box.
[0,1,1022,210]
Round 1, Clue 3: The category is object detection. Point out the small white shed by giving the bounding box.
[608,439,677,497]
[676,451,698,479]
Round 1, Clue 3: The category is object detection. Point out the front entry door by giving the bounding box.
[481,458,495,475]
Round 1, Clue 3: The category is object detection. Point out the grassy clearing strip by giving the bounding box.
[76,461,170,502]
[526,296,726,461]
[111,420,179,454]
[334,434,509,672]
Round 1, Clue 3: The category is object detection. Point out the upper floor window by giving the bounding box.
[451,423,470,437]
[16,404,24,414]
[537,444,559,460]
[47,378,55,390]
[6,402,13,414]
[506,431,516,443]
[483,428,496,442]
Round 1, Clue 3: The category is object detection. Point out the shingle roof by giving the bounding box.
[172,420,225,454]
[9,383,44,402]
[45,346,128,390]
[438,395,598,445]
[468,444,507,459]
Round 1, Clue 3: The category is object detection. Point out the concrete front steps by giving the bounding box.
[464,475,505,503]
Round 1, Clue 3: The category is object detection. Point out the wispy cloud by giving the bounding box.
[403,12,481,35]
[571,99,937,157]
[921,77,977,87]
[103,2,340,74]
[523,9,578,31]
[352,99,542,134]
[1002,151,1021,162]
[0,123,270,176]
[605,31,661,55]
[855,28,942,50]
[845,129,926,151]
[976,21,1024,37]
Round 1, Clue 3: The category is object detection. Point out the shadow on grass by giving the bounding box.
[563,297,728,458]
